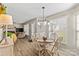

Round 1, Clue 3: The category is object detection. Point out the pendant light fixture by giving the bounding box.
[37,6,47,25]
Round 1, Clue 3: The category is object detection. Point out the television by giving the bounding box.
[16,28,24,32]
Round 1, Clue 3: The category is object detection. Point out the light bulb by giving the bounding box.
[37,22,40,25]
[48,23,50,25]
[44,21,47,25]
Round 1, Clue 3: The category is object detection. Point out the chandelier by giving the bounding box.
[37,6,47,25]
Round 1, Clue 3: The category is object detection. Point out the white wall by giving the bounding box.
[14,23,23,28]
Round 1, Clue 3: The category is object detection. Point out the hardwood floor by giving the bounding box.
[59,44,79,56]
[14,39,79,56]
[14,39,39,56]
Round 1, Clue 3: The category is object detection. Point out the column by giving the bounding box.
[29,23,32,40]
[34,19,37,37]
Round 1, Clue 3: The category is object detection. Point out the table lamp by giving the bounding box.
[0,14,13,43]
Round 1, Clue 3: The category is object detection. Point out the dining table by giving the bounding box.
[37,39,54,56]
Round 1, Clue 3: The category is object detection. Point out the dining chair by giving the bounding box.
[46,37,62,56]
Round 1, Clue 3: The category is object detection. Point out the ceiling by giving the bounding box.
[4,3,76,23]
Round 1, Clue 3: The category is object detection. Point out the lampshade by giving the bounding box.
[0,14,13,25]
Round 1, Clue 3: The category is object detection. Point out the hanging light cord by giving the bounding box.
[42,6,45,21]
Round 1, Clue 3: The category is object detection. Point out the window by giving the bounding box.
[77,15,79,31]
[76,15,79,47]
[24,24,29,35]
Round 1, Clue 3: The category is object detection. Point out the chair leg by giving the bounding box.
[57,50,59,56]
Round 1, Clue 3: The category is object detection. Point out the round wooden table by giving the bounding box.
[37,40,54,56]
